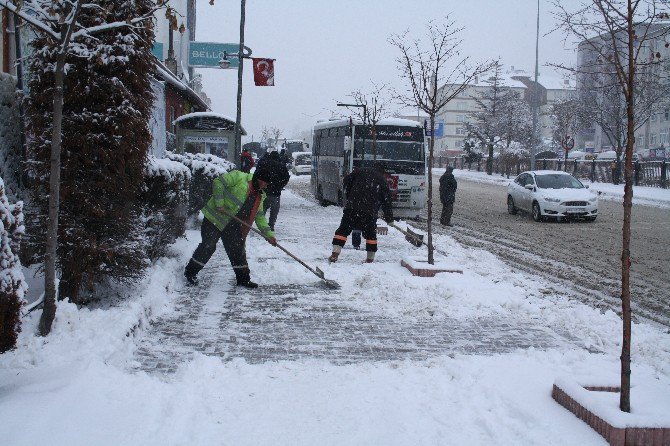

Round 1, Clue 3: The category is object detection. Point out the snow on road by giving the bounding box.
[1,175,669,446]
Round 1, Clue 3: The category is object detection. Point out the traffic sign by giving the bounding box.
[188,41,251,68]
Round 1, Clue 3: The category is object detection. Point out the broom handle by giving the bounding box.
[218,207,321,276]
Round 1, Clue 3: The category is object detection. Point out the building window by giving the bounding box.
[650,133,658,145]
[651,113,657,122]
[660,128,669,145]
[637,134,645,148]
[665,109,669,121]
[457,101,466,110]
[456,114,465,123]
[456,127,466,135]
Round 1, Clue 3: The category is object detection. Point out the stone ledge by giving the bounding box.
[552,383,670,446]
[401,259,463,277]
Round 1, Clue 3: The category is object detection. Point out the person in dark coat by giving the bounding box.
[240,148,255,173]
[329,165,394,263]
[257,149,290,231]
[439,166,457,226]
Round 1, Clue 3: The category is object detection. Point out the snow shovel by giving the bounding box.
[388,222,428,248]
[218,208,341,289]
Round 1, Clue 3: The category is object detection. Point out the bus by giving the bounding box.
[281,139,310,158]
[311,117,426,219]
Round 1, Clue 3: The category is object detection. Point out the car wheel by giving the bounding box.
[532,202,543,222]
[507,195,517,215]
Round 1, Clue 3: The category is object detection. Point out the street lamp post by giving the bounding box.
[219,43,252,166]
[337,102,367,164]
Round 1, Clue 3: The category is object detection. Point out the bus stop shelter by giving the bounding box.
[173,112,246,163]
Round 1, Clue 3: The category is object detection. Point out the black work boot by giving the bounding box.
[235,267,258,288]
[184,259,203,286]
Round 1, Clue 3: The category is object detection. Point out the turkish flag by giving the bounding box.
[252,58,275,86]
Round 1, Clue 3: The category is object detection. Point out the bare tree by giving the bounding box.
[390,17,494,264]
[337,82,393,160]
[552,0,670,412]
[269,127,283,148]
[467,63,532,174]
[549,97,584,169]
[0,0,180,336]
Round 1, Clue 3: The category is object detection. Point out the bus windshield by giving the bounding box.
[354,140,424,162]
[285,142,305,155]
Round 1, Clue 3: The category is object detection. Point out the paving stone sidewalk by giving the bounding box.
[133,181,583,374]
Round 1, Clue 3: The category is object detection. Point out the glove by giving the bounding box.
[384,213,394,224]
[267,237,277,246]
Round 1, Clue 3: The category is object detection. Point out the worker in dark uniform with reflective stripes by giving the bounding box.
[184,161,286,288]
[328,165,394,263]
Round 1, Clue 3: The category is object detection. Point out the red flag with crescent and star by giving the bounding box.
[252,58,275,86]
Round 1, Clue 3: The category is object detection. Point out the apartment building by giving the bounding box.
[435,67,575,155]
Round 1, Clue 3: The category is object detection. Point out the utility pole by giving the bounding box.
[530,0,540,170]
[233,0,246,168]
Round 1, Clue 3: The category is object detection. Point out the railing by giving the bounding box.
[434,156,669,189]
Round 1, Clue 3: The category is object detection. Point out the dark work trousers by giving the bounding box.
[185,217,251,284]
[440,202,454,226]
[262,194,281,230]
[332,208,378,252]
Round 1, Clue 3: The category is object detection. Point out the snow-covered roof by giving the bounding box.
[314,117,423,131]
[467,70,575,91]
[173,112,247,135]
[154,59,209,111]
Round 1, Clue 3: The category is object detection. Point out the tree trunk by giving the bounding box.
[619,4,634,413]
[38,55,66,337]
[427,115,435,265]
[38,1,82,336]
[487,140,493,175]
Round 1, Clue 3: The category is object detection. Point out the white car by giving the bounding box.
[291,152,312,175]
[507,170,599,222]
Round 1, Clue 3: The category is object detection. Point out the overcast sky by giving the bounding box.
[195,0,582,142]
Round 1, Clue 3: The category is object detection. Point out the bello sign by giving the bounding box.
[188,42,242,68]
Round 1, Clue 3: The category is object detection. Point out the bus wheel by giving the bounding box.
[317,185,328,207]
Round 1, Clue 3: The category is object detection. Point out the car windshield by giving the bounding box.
[535,174,584,189]
[295,154,311,165]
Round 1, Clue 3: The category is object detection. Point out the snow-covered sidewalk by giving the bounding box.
[1,175,669,445]
[433,167,670,209]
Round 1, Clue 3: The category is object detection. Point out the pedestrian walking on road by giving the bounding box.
[258,148,290,231]
[329,165,394,263]
[183,160,286,288]
[240,147,255,173]
[439,166,458,226]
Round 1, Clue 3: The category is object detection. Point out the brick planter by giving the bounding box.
[552,378,670,446]
[401,257,463,277]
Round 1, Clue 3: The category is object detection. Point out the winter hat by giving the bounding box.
[253,159,286,187]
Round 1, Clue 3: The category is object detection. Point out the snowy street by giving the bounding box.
[419,169,670,327]
[2,175,669,445]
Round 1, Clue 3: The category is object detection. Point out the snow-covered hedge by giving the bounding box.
[0,176,26,353]
[140,157,191,261]
[166,151,235,215]
[0,73,22,203]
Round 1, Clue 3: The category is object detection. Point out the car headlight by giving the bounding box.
[543,196,561,203]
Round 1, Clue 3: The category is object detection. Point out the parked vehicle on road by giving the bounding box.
[507,170,599,222]
[291,151,312,175]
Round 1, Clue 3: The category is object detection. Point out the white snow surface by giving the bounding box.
[1,175,669,446]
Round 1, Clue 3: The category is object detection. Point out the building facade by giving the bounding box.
[435,67,575,155]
